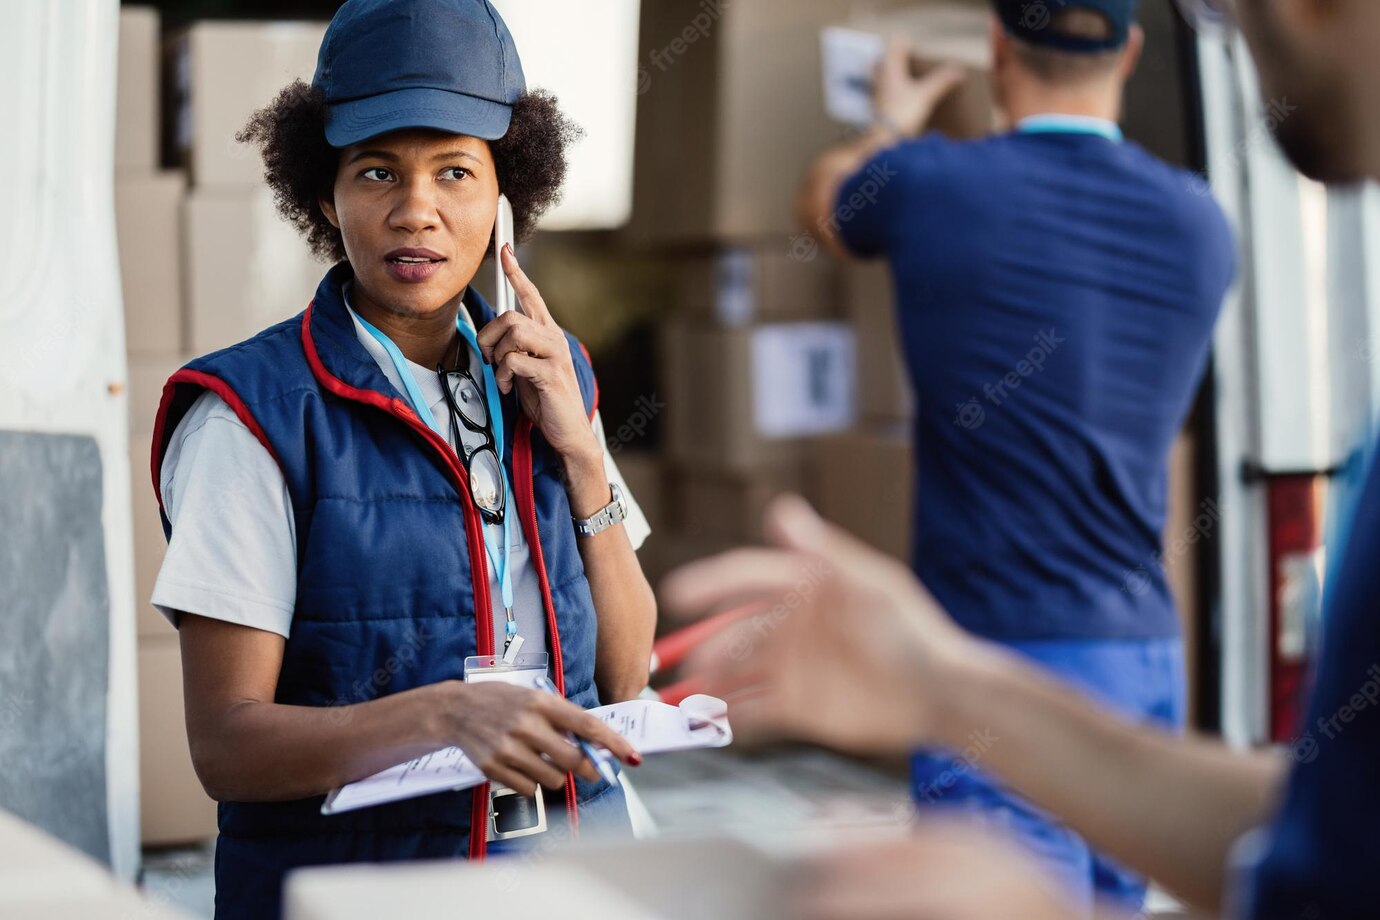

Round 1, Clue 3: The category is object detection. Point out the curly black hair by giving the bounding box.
[236,81,582,263]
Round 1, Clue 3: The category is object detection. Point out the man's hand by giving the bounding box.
[874,39,967,138]
[661,495,979,754]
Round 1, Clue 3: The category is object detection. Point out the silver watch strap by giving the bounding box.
[573,482,627,537]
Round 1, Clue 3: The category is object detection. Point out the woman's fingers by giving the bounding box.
[500,244,553,325]
[499,743,574,791]
[482,763,539,798]
[494,351,544,395]
[490,321,557,369]
[542,696,640,765]
[514,718,600,781]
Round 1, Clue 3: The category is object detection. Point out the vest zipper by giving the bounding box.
[300,307,496,858]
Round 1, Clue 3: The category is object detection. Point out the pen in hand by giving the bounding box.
[535,674,622,787]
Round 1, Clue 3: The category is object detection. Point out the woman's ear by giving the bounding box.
[319,194,340,229]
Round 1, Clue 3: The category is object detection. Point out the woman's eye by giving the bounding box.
[361,167,392,182]
[441,167,472,181]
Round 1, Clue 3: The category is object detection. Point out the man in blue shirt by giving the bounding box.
[667,0,1380,914]
[796,0,1235,911]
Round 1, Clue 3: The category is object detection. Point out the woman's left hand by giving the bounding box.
[477,244,601,467]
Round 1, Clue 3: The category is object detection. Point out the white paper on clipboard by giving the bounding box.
[821,26,886,127]
[321,695,733,815]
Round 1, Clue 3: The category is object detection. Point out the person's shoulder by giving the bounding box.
[886,131,1005,171]
[1123,145,1231,222]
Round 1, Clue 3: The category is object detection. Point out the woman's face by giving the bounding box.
[319,128,499,319]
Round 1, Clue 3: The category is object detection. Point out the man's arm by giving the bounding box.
[795,42,964,259]
[663,496,1286,913]
[938,641,1284,910]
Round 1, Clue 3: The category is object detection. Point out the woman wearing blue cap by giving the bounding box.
[147,2,655,917]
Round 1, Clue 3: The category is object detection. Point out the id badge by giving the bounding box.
[463,652,551,840]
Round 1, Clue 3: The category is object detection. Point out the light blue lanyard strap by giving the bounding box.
[451,319,518,627]
[355,309,518,625]
[355,312,443,432]
[1017,114,1124,143]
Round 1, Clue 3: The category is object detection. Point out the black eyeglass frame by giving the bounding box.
[437,364,507,526]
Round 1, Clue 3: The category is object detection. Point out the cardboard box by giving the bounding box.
[172,21,327,187]
[0,810,197,919]
[846,262,914,422]
[674,464,809,541]
[184,187,324,354]
[847,3,996,140]
[138,637,217,846]
[677,245,844,325]
[811,427,913,561]
[661,319,857,473]
[629,0,858,243]
[117,7,161,173]
[117,171,186,357]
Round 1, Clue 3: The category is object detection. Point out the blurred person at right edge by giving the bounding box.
[794,0,1235,914]
[667,1,1380,918]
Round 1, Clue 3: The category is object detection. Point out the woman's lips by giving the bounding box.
[384,257,445,283]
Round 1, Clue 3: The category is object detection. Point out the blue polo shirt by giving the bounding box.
[1239,450,1380,918]
[838,125,1236,640]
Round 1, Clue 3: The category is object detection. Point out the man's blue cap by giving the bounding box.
[992,0,1139,53]
[312,0,526,148]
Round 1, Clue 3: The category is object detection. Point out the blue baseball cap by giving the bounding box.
[992,0,1138,52]
[312,0,526,149]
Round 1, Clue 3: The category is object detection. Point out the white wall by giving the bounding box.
[0,0,139,880]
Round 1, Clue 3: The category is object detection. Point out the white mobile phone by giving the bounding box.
[494,193,517,315]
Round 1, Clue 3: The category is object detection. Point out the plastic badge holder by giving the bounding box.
[464,651,551,840]
[463,652,549,687]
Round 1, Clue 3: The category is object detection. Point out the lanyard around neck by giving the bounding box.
[354,308,518,624]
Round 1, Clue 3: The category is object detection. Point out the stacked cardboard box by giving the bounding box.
[125,15,327,847]
[172,20,328,354]
[650,246,858,587]
[627,1,995,593]
[811,425,914,561]
[846,1,996,140]
[846,262,914,423]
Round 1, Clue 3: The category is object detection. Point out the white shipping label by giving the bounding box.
[751,323,858,439]
[821,27,886,128]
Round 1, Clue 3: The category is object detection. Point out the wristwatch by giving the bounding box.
[573,482,627,537]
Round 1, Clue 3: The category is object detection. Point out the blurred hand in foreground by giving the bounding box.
[660,494,978,754]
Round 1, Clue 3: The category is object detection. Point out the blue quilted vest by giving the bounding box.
[151,264,623,920]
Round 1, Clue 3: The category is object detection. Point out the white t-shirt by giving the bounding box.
[152,302,650,651]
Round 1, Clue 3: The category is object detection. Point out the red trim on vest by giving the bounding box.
[513,416,580,834]
[299,306,498,859]
[577,341,599,423]
[150,368,285,519]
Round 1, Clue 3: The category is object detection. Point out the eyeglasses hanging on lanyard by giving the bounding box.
[437,364,506,525]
